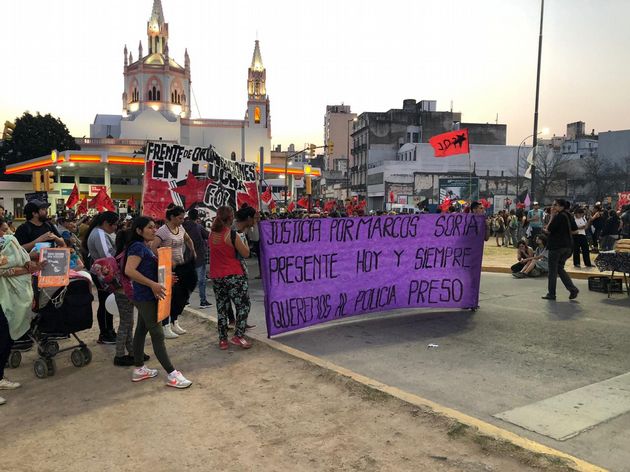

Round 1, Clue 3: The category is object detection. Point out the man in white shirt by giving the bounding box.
[572,207,592,267]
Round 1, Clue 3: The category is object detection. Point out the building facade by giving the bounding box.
[350,99,507,209]
[323,104,356,172]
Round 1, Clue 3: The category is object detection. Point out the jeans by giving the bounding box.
[133,300,174,372]
[573,234,592,267]
[0,306,14,381]
[547,247,577,297]
[195,264,208,303]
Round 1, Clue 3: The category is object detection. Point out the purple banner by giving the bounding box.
[259,214,485,336]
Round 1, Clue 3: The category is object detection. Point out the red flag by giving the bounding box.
[287,202,295,212]
[76,197,88,216]
[127,195,136,209]
[429,129,469,158]
[323,200,336,212]
[297,197,309,209]
[65,184,79,208]
[356,199,367,209]
[479,198,491,209]
[439,198,452,212]
[268,199,277,210]
[90,188,115,212]
[389,191,395,203]
[261,187,272,204]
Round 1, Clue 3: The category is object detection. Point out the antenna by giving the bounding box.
[496,113,499,124]
[450,100,453,113]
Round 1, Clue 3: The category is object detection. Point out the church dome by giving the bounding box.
[142,53,184,70]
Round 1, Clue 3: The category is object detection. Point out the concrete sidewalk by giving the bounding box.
[481,242,613,280]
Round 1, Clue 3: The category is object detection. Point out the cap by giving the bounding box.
[29,199,50,209]
[125,215,132,220]
[533,201,539,205]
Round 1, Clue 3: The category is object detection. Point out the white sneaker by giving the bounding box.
[166,370,192,389]
[132,365,159,382]
[0,396,6,405]
[0,378,21,390]
[172,320,187,335]
[163,324,179,339]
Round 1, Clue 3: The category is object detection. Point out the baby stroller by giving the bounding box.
[29,277,94,378]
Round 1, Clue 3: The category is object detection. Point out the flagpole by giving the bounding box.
[529,0,545,206]
[468,150,472,204]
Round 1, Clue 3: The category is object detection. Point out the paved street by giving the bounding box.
[190,266,630,471]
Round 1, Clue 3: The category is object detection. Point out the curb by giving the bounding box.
[482,265,608,280]
[184,306,607,472]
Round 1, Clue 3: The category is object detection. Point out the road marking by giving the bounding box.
[186,307,607,472]
[495,372,630,441]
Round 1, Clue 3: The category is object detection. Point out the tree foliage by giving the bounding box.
[0,112,80,166]
[533,146,571,202]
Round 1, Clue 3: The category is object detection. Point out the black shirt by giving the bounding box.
[546,211,578,250]
[14,220,62,247]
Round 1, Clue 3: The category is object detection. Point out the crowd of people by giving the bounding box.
[0,200,260,404]
[1,196,629,405]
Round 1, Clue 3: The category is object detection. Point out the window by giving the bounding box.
[254,106,261,124]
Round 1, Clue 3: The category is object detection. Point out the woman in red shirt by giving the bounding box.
[209,206,252,350]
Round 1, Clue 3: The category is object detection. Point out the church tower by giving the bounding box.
[246,40,270,135]
[122,0,191,120]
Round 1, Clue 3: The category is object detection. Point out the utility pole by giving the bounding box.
[529,0,545,206]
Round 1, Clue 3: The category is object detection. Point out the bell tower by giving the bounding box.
[147,0,168,55]
[246,40,270,133]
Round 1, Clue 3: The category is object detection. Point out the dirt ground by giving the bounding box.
[1,315,572,472]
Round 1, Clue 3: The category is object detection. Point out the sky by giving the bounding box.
[1,0,630,149]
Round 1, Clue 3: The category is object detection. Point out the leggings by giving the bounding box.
[0,306,14,381]
[132,300,174,373]
[114,292,134,357]
[212,274,250,339]
[96,289,115,335]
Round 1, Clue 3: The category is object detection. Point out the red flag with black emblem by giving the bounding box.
[297,197,309,209]
[261,187,272,204]
[429,129,469,158]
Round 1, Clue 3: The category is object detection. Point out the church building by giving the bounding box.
[90,0,272,163]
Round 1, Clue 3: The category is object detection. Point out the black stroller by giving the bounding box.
[27,277,94,378]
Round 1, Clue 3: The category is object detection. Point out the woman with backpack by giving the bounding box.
[124,216,192,388]
[209,206,252,350]
[492,214,505,247]
[83,211,119,345]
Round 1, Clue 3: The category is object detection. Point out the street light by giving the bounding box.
[529,0,545,207]
[516,128,548,197]
[347,117,357,200]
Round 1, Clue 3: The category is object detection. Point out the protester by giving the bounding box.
[209,206,252,350]
[621,204,630,239]
[152,205,197,339]
[182,208,211,309]
[513,234,548,278]
[0,218,46,405]
[83,211,120,344]
[511,240,534,273]
[572,207,592,268]
[588,203,605,251]
[599,209,620,251]
[491,214,505,247]
[124,216,192,388]
[542,199,579,300]
[506,210,518,247]
[527,202,544,248]
[14,200,66,251]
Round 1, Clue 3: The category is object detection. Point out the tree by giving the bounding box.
[581,154,611,202]
[533,146,571,202]
[0,112,80,166]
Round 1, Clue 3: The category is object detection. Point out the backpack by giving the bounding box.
[115,251,134,300]
[509,215,518,229]
[492,218,504,232]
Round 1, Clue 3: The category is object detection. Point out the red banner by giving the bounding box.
[65,184,79,209]
[429,129,469,158]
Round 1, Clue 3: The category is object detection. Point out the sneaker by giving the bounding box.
[172,321,187,335]
[199,301,213,309]
[229,336,252,349]
[97,333,117,345]
[219,339,229,350]
[166,370,192,389]
[0,378,21,390]
[114,355,135,367]
[132,366,158,382]
[163,324,179,339]
[0,396,5,405]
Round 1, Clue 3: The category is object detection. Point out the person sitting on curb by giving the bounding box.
[513,234,549,278]
[511,240,534,273]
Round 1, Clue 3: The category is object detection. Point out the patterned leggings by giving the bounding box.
[114,292,134,357]
[212,275,250,340]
